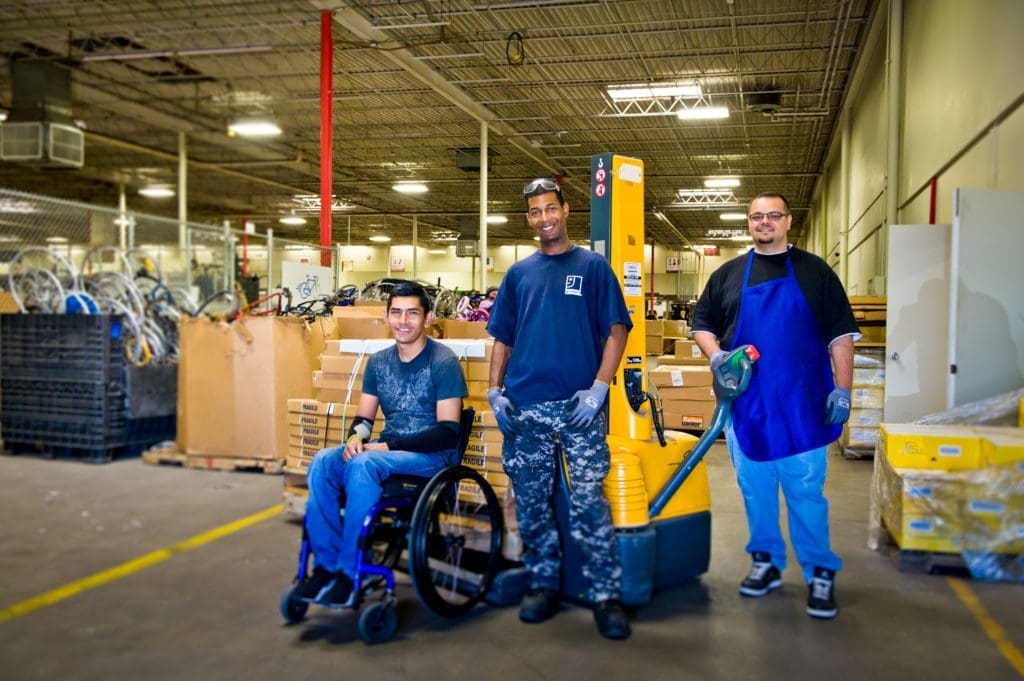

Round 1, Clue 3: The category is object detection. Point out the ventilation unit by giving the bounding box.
[455,240,478,257]
[0,60,84,168]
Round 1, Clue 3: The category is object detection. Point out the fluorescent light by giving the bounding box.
[393,182,428,194]
[729,235,753,242]
[81,44,272,62]
[678,106,730,120]
[46,236,68,244]
[278,215,306,225]
[428,248,447,254]
[228,119,282,137]
[139,185,175,198]
[0,111,7,122]
[369,235,391,243]
[705,177,741,188]
[607,82,702,101]
[486,215,508,224]
[719,213,747,221]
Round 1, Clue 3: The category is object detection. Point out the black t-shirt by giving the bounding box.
[690,246,860,349]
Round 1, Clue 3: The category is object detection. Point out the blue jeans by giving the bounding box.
[725,418,842,583]
[304,446,447,578]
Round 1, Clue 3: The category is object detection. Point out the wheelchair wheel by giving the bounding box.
[358,600,398,644]
[408,466,504,618]
[280,584,309,624]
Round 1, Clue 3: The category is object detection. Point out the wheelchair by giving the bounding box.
[280,407,507,644]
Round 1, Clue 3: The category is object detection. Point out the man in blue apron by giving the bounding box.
[691,192,859,619]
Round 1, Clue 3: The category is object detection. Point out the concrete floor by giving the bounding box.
[1,443,1022,681]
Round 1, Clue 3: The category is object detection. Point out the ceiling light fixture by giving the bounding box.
[139,185,175,198]
[228,118,282,137]
[705,177,741,188]
[393,182,428,194]
[279,214,306,225]
[719,212,748,221]
[369,235,392,243]
[606,82,702,101]
[428,247,447,254]
[486,215,508,224]
[678,106,730,121]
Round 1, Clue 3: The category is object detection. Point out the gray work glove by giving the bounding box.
[567,379,609,430]
[825,387,852,425]
[710,349,729,371]
[487,387,521,436]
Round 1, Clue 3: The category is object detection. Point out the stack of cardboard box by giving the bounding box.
[875,423,1024,566]
[460,409,521,560]
[841,345,886,454]
[648,362,716,431]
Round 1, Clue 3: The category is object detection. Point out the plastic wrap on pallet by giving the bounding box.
[913,388,1024,428]
[868,417,1024,583]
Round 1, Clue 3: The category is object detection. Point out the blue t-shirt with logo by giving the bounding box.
[486,245,633,406]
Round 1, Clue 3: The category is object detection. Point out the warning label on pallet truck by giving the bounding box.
[622,262,642,297]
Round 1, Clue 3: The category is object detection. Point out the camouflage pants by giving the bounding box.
[501,399,622,602]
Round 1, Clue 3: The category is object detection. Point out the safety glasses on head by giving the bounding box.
[523,178,560,196]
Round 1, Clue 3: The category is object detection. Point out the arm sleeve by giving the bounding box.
[380,420,460,453]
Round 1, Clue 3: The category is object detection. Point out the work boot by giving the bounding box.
[739,551,782,597]
[593,599,631,640]
[806,567,838,619]
[518,587,560,623]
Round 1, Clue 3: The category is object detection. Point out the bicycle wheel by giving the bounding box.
[408,466,503,618]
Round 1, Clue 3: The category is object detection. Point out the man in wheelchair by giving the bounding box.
[296,281,469,606]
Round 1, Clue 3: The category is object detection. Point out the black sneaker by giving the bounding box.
[739,551,782,597]
[593,599,631,640]
[807,567,838,619]
[295,566,338,602]
[519,587,560,623]
[318,572,355,607]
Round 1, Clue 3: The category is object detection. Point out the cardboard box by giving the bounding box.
[337,317,391,339]
[656,385,716,401]
[648,366,713,388]
[443,319,491,339]
[662,401,717,430]
[841,425,880,449]
[879,423,982,471]
[645,335,665,355]
[312,370,362,392]
[466,426,505,444]
[973,427,1024,466]
[661,320,688,338]
[319,353,367,375]
[882,512,960,553]
[852,387,884,410]
[462,359,491,382]
[176,316,319,460]
[673,339,706,361]
[853,367,885,387]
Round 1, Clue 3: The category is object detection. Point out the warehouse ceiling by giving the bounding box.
[0,0,878,251]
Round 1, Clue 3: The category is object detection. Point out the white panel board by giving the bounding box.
[884,224,951,422]
[948,188,1024,407]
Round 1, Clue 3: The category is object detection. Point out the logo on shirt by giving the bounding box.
[565,275,583,297]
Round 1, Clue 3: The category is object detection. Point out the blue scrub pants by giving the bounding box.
[725,417,842,583]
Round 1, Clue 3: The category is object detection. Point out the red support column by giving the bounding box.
[319,11,333,266]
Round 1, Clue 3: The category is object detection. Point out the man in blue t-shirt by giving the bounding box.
[486,178,633,640]
[296,281,468,606]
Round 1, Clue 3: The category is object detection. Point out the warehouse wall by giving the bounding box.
[806,0,1024,293]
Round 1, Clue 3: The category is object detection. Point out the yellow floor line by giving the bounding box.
[946,576,1024,677]
[0,503,283,624]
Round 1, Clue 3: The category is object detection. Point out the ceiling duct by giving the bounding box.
[746,88,782,114]
[458,215,480,238]
[455,146,490,172]
[0,60,84,168]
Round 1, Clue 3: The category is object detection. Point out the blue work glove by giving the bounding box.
[825,387,852,425]
[710,349,729,371]
[567,379,610,430]
[487,387,521,436]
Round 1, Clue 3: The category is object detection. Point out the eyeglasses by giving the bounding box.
[747,211,790,222]
[523,178,560,196]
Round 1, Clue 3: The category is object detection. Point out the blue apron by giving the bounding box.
[728,250,841,461]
